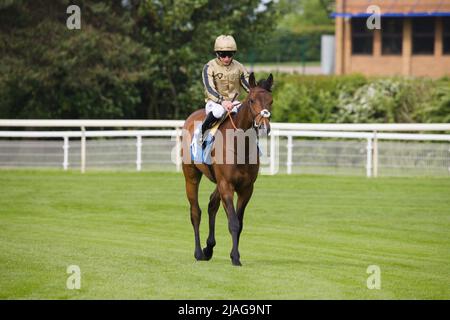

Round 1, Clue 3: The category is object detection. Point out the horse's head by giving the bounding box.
[246,72,273,136]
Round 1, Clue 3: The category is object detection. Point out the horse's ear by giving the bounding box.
[249,72,256,88]
[266,73,273,91]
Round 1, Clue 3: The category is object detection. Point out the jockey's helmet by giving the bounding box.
[214,35,237,52]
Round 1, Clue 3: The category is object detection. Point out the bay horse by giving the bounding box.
[181,72,273,266]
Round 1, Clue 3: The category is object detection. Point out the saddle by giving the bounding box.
[208,113,228,137]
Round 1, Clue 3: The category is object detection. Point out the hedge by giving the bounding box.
[268,74,450,124]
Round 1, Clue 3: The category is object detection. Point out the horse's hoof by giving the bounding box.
[231,259,242,266]
[202,247,213,261]
[194,250,206,261]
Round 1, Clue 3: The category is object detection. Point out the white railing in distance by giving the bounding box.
[1,120,449,177]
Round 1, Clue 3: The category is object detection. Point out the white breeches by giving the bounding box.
[205,100,241,118]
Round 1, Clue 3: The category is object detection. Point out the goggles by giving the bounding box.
[217,51,235,58]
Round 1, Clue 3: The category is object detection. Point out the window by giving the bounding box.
[352,18,374,55]
[382,18,403,55]
[443,17,450,55]
[412,18,435,54]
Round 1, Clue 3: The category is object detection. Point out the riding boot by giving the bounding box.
[200,112,219,147]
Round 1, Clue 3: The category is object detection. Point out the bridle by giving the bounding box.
[225,89,271,135]
[247,94,271,133]
[226,92,271,133]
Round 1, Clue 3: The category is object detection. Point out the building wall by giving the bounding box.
[335,0,450,78]
[411,56,450,77]
[349,56,404,76]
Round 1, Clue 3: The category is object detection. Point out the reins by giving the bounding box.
[225,90,271,132]
[227,110,238,130]
[227,93,239,130]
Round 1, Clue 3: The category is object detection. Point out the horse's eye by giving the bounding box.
[249,99,254,104]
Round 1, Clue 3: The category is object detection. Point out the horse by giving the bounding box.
[181,72,273,266]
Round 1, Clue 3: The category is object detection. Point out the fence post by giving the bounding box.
[270,132,276,175]
[373,131,378,177]
[81,126,86,173]
[175,127,181,172]
[366,138,373,178]
[287,135,293,175]
[136,135,142,171]
[63,136,69,171]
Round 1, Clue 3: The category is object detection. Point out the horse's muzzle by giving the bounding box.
[256,109,271,136]
[258,121,271,136]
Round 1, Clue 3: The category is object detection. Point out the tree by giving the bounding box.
[277,0,334,34]
[239,0,335,63]
[0,0,278,119]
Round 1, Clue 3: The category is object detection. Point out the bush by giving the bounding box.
[269,74,450,123]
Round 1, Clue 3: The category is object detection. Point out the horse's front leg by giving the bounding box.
[218,182,241,266]
[203,187,220,260]
[236,185,254,246]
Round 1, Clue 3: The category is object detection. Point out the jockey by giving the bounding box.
[199,34,250,144]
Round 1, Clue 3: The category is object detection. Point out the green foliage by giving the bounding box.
[271,74,450,123]
[133,0,279,118]
[1,1,449,123]
[243,0,335,63]
[416,79,450,123]
[0,0,278,119]
[0,20,155,118]
[277,0,334,34]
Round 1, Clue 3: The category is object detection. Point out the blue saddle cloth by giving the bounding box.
[190,124,214,165]
[190,124,264,165]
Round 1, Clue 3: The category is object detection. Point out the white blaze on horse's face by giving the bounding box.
[255,109,271,136]
[252,95,272,136]
[248,82,273,137]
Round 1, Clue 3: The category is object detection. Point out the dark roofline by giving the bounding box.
[331,12,450,18]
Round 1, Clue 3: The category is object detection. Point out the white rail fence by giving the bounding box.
[0,120,449,177]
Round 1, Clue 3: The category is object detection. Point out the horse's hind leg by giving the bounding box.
[203,187,220,260]
[183,165,206,261]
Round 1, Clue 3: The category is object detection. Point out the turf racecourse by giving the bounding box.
[0,170,449,299]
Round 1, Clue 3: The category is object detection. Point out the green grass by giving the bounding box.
[0,170,449,299]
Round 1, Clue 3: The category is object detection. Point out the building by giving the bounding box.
[333,0,450,77]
